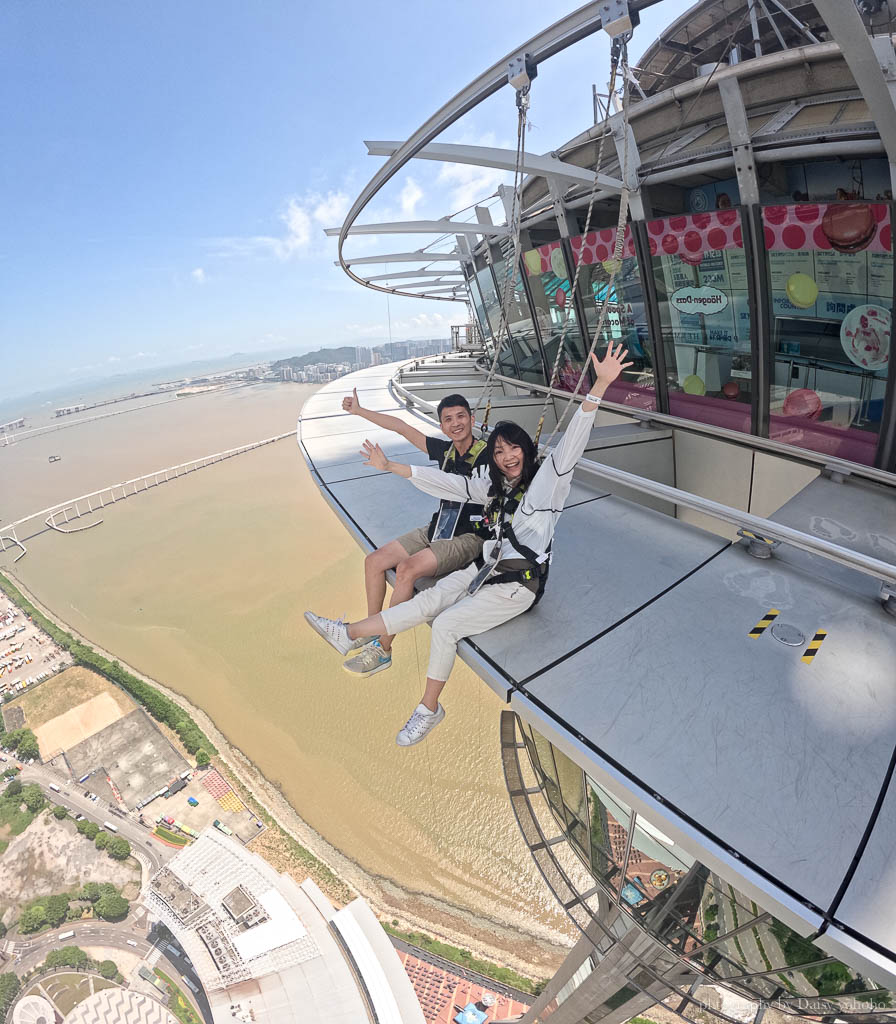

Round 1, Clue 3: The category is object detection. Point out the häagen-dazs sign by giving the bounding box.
[670,286,728,315]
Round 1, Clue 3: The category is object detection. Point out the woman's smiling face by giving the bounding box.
[492,436,524,481]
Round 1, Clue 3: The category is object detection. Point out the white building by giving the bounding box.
[145,828,424,1024]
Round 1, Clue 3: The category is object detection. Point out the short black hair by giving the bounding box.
[437,394,471,419]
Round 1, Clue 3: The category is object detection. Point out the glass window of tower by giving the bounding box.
[523,240,589,391]
[520,723,895,1017]
[762,201,892,466]
[570,226,657,410]
[491,252,547,385]
[475,263,518,378]
[648,210,753,432]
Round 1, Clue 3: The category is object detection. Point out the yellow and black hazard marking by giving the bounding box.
[801,630,828,664]
[749,608,780,638]
[741,530,773,544]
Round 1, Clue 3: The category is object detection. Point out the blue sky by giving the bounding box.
[0,0,693,399]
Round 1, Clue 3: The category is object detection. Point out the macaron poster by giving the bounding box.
[763,203,893,318]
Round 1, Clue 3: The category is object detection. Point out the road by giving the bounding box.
[16,761,173,874]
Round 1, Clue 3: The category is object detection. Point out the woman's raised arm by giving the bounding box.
[360,440,491,504]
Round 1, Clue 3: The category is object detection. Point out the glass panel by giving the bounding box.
[523,240,589,391]
[648,210,753,432]
[530,729,562,819]
[552,745,589,864]
[492,253,546,384]
[586,776,632,894]
[539,954,597,1018]
[475,264,517,377]
[466,273,494,358]
[763,202,891,466]
[571,226,657,411]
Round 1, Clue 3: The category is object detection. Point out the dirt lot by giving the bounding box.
[0,596,70,696]
[0,810,140,928]
[66,708,188,810]
[7,665,134,733]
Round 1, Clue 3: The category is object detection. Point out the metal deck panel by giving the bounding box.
[524,542,896,911]
[326,472,442,548]
[315,450,433,486]
[300,433,435,471]
[298,410,428,440]
[835,764,896,954]
[468,497,726,684]
[769,475,896,601]
[300,390,406,417]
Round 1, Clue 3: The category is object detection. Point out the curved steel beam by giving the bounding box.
[338,252,462,265]
[336,0,666,303]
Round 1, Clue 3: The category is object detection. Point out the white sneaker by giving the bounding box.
[396,703,445,747]
[343,639,392,677]
[304,612,353,656]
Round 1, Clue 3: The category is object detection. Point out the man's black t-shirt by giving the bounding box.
[424,436,488,541]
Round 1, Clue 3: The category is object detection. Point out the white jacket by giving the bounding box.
[408,401,600,564]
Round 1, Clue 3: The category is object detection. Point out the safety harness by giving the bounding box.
[472,485,551,605]
[441,438,487,474]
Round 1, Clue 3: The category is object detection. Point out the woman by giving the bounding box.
[305,343,631,746]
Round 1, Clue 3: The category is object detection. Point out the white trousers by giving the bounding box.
[380,562,536,682]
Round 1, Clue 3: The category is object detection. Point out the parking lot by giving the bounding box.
[0,596,70,697]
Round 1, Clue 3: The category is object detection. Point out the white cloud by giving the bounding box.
[207,190,351,263]
[191,267,207,284]
[400,178,423,217]
[107,355,120,363]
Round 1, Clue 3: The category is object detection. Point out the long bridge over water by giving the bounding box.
[0,430,293,561]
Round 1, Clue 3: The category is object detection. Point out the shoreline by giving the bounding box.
[4,569,570,979]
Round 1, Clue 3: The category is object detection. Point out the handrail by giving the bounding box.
[391,366,896,591]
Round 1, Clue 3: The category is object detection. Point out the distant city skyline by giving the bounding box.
[1,0,693,397]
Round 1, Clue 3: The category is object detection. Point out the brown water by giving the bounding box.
[0,382,573,950]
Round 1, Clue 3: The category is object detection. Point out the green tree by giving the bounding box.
[99,882,117,897]
[94,831,109,850]
[0,921,6,939]
[98,959,118,979]
[108,836,131,860]
[195,749,210,768]
[45,946,88,970]
[16,733,40,760]
[83,822,99,840]
[18,905,48,933]
[79,882,100,902]
[2,768,16,779]
[53,804,68,819]
[44,894,70,928]
[5,779,21,797]
[95,892,129,921]
[0,973,20,1016]
[66,905,82,921]
[20,784,44,813]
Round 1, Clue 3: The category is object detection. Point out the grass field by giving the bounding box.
[154,826,189,846]
[0,793,37,841]
[154,969,202,1024]
[8,666,135,732]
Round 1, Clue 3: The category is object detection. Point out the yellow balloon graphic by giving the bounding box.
[785,272,819,309]
[550,247,567,279]
[524,250,541,275]
[602,258,622,275]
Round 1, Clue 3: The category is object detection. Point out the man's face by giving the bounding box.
[439,405,474,447]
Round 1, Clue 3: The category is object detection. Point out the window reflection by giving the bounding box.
[763,202,891,466]
[570,227,656,410]
[520,724,896,1018]
[492,254,546,384]
[475,264,518,377]
[466,272,494,358]
[523,240,589,391]
[586,776,632,893]
[648,210,753,433]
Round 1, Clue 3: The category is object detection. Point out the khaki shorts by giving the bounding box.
[396,527,484,576]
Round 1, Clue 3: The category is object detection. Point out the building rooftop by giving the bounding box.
[146,828,424,1024]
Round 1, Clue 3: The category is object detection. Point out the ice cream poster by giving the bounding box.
[763,203,891,369]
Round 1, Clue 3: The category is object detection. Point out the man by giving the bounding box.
[338,389,488,677]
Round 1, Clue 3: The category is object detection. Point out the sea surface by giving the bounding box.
[0,380,574,949]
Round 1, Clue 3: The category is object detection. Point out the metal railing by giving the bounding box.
[391,367,896,596]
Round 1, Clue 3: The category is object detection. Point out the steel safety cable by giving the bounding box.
[544,43,634,449]
[532,46,623,446]
[473,87,530,431]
